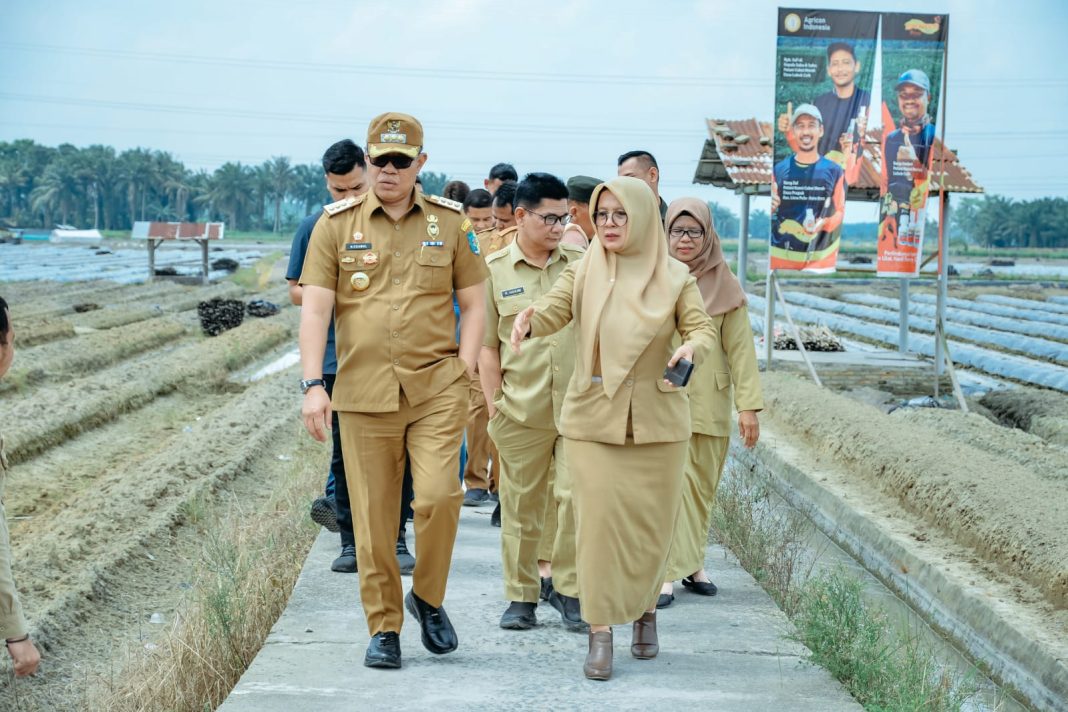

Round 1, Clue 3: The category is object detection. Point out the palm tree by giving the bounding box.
[30,161,82,226]
[119,148,159,226]
[207,162,254,230]
[293,163,326,216]
[265,156,295,232]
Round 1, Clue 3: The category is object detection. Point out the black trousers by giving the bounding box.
[324,374,413,545]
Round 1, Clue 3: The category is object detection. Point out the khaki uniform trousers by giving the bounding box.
[488,412,578,602]
[665,434,730,582]
[337,377,467,636]
[463,375,499,492]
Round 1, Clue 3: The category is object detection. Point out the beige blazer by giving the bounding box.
[687,305,764,437]
[529,265,717,445]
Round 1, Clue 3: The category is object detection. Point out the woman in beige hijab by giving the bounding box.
[658,198,762,607]
[511,177,716,681]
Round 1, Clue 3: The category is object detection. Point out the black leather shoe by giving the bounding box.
[539,576,554,602]
[547,590,588,633]
[405,591,458,654]
[499,601,538,630]
[364,631,401,669]
[396,535,415,576]
[490,502,501,527]
[682,576,718,596]
[331,544,357,573]
[656,593,674,609]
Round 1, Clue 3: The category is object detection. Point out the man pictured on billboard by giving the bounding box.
[881,69,936,234]
[771,104,846,272]
[778,42,870,176]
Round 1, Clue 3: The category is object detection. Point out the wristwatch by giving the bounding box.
[300,378,326,394]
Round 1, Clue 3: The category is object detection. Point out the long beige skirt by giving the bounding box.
[665,434,730,581]
[565,436,687,626]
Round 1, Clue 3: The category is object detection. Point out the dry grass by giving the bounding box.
[12,318,75,348]
[77,283,244,330]
[88,436,322,712]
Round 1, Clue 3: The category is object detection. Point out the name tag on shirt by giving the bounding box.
[501,287,525,298]
[422,240,444,247]
[346,242,372,250]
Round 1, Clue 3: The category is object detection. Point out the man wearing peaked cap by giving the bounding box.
[561,175,601,248]
[298,111,489,669]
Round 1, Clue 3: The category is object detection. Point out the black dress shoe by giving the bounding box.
[396,535,415,576]
[539,576,554,602]
[364,631,401,669]
[499,601,538,630]
[547,590,588,633]
[656,593,675,609]
[331,544,357,573]
[405,591,458,654]
[682,576,718,596]
[490,502,501,527]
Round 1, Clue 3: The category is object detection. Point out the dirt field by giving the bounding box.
[0,277,317,710]
[759,372,1068,624]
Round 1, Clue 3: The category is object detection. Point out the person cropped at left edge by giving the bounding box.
[298,112,488,670]
[0,296,42,678]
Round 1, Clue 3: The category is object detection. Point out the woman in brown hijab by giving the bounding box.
[658,198,762,607]
[511,177,716,680]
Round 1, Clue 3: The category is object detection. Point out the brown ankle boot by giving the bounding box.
[583,630,613,680]
[631,611,659,659]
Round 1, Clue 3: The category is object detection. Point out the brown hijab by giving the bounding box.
[665,198,747,316]
[573,176,689,398]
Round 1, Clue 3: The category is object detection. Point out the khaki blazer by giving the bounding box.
[529,265,717,445]
[688,305,764,437]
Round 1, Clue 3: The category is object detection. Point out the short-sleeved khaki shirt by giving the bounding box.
[300,189,489,412]
[477,225,517,256]
[484,239,584,431]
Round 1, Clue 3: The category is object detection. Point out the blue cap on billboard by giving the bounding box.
[895,69,931,94]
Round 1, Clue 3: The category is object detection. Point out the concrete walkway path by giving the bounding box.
[220,506,860,711]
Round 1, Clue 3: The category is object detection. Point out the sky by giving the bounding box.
[2,0,1067,226]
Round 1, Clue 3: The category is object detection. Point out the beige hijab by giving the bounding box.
[573,176,689,398]
[665,198,747,316]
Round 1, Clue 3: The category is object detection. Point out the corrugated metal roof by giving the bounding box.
[694,118,983,198]
[131,221,225,239]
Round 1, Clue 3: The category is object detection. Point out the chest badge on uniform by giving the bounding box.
[340,256,356,264]
[350,272,370,291]
[426,214,439,223]
[426,222,440,238]
[362,252,379,266]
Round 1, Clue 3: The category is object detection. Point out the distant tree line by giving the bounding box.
[0,139,452,233]
[709,195,1068,249]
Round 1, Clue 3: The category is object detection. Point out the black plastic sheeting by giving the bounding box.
[977,294,1068,316]
[911,293,1068,328]
[748,293,1068,392]
[781,291,1068,364]
[844,293,1068,343]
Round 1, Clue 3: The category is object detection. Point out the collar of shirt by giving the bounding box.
[508,236,564,269]
[364,187,426,220]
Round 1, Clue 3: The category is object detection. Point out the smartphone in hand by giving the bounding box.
[663,358,694,387]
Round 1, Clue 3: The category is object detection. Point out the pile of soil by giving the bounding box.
[980,386,1068,447]
[761,372,1068,609]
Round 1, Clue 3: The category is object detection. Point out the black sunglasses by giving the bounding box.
[370,153,416,169]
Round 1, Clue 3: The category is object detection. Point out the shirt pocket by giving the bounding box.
[714,371,732,390]
[494,293,531,325]
[656,378,686,394]
[414,247,449,292]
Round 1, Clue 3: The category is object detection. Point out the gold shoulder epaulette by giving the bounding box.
[322,194,365,216]
[425,194,463,212]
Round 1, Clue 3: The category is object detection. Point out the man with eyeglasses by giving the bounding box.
[298,112,489,670]
[479,173,586,633]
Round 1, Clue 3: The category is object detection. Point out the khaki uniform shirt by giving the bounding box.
[477,225,517,256]
[687,306,764,437]
[484,240,584,431]
[301,190,489,412]
[560,223,589,249]
[529,266,717,445]
[0,431,29,639]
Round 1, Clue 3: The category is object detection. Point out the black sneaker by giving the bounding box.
[331,544,357,573]
[310,494,339,532]
[548,590,588,633]
[499,601,538,630]
[490,502,501,527]
[540,576,554,602]
[364,631,401,669]
[396,535,415,576]
[405,591,458,654]
[463,488,489,506]
[488,491,499,503]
